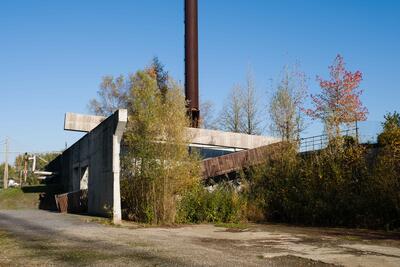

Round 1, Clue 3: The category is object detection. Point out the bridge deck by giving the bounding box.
[201,142,284,178]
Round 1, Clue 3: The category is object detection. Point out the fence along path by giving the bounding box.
[299,128,358,152]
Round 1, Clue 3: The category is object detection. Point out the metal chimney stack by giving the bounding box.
[185,0,200,127]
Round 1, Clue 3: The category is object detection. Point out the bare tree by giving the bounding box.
[219,85,245,133]
[218,70,262,134]
[242,71,262,135]
[269,64,307,141]
[200,100,218,129]
[88,75,129,116]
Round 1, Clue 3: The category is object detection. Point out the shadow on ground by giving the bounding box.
[0,212,189,266]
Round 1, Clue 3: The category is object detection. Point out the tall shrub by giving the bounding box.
[372,111,400,229]
[121,71,200,224]
[247,141,374,227]
[177,182,246,223]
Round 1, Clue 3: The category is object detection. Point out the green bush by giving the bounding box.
[246,135,400,229]
[371,116,400,229]
[121,70,200,224]
[177,182,246,224]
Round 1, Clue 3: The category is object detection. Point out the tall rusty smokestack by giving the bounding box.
[185,0,200,127]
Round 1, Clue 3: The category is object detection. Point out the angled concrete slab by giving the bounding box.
[187,127,279,149]
[64,112,106,132]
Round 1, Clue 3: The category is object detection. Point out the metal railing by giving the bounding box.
[299,128,358,152]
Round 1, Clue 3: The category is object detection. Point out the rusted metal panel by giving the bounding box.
[201,142,284,178]
[55,190,88,213]
[55,193,68,213]
[185,0,200,127]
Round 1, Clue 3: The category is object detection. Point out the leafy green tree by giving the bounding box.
[149,56,169,99]
[378,111,400,146]
[372,112,400,229]
[88,57,170,116]
[381,111,400,132]
[121,70,200,224]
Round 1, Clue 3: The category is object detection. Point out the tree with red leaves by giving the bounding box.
[307,54,368,138]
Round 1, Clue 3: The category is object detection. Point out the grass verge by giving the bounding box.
[0,188,39,209]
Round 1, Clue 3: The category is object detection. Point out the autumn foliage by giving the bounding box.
[307,54,368,137]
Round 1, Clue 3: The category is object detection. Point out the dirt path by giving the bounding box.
[0,210,399,266]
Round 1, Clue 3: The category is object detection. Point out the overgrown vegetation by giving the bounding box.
[95,58,398,230]
[177,183,246,224]
[120,70,200,224]
[245,113,400,229]
[89,62,247,225]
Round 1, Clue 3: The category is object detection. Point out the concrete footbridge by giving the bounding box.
[48,110,279,221]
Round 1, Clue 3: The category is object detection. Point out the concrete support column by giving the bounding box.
[112,109,127,224]
[112,134,122,224]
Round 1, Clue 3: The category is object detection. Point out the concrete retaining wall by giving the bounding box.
[54,109,127,221]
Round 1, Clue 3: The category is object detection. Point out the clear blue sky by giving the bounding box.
[1,0,399,164]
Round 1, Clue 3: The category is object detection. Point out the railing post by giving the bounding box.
[312,136,315,151]
[355,120,359,143]
[320,135,323,149]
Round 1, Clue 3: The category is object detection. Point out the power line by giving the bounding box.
[6,151,62,154]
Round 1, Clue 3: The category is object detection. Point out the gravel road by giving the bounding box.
[1,209,400,266]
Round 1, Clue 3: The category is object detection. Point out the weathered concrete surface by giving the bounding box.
[188,127,279,149]
[64,112,279,149]
[1,209,400,267]
[59,112,280,219]
[56,109,127,220]
[64,112,106,132]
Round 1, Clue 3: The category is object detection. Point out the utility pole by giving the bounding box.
[24,153,28,184]
[18,162,22,187]
[3,137,9,189]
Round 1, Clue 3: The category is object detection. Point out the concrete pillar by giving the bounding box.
[112,134,122,224]
[112,109,127,224]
